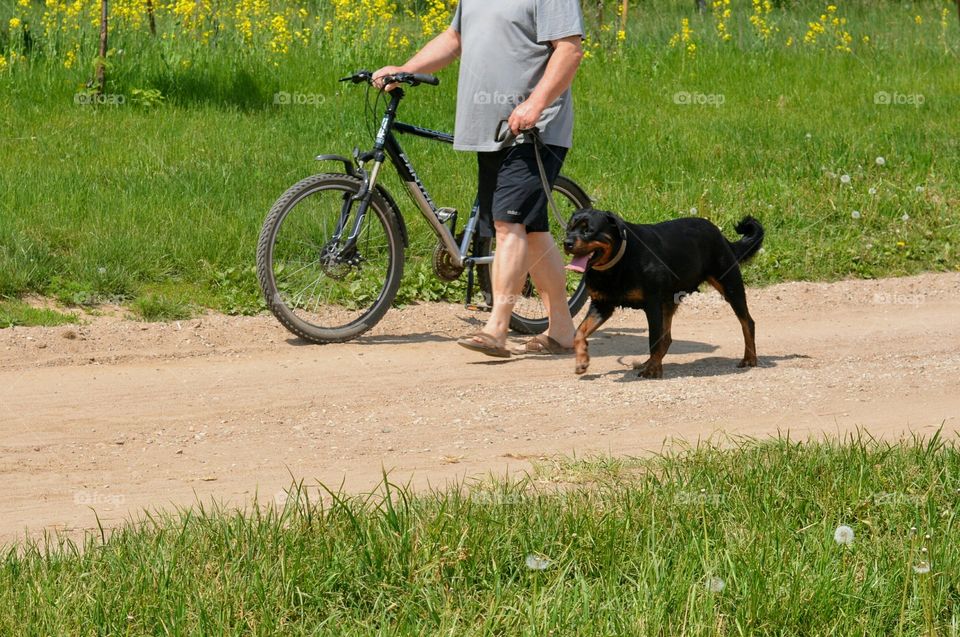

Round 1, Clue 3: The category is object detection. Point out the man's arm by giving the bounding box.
[373,28,461,89]
[508,35,584,134]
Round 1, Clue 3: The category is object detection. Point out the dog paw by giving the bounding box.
[575,359,590,374]
[737,357,758,368]
[638,363,662,379]
[632,359,650,372]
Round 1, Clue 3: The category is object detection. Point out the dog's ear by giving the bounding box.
[603,211,624,232]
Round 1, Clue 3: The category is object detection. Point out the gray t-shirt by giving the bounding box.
[450,0,584,152]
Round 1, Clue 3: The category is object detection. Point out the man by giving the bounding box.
[374,0,585,358]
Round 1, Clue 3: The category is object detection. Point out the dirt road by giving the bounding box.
[2,273,958,544]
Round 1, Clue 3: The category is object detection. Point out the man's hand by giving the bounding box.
[507,98,546,135]
[372,65,406,91]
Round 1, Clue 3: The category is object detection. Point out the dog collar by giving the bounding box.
[590,228,627,272]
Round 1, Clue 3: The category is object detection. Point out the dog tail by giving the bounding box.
[728,216,765,263]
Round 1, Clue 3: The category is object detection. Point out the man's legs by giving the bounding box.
[469,224,574,349]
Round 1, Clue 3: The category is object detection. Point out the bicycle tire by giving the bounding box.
[257,173,405,343]
[475,175,592,335]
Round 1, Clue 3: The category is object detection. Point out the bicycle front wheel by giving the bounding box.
[256,173,404,343]
[476,175,592,335]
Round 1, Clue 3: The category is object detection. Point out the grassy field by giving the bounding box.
[1,0,958,324]
[2,433,958,635]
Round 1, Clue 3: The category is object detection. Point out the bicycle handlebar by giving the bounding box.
[340,70,440,87]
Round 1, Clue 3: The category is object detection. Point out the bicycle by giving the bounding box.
[256,70,592,343]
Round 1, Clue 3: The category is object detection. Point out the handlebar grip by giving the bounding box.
[410,73,439,86]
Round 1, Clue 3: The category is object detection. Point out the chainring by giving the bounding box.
[432,238,465,282]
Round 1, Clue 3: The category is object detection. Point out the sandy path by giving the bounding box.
[1,273,958,544]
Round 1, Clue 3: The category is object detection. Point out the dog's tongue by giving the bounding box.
[565,255,590,273]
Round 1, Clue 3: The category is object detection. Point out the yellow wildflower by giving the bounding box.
[914,15,922,25]
[9,17,22,29]
[0,54,7,72]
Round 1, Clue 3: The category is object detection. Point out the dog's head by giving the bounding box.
[563,209,625,273]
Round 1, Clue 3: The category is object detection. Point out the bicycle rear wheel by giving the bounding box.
[475,175,591,335]
[256,173,404,343]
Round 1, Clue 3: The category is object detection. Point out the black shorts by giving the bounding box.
[476,143,568,237]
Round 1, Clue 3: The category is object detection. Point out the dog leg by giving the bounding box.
[635,301,674,379]
[707,272,757,368]
[574,302,613,374]
[634,302,677,377]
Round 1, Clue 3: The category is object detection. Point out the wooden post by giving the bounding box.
[95,0,108,95]
[146,0,156,36]
[696,0,707,13]
[596,0,604,29]
[620,0,628,33]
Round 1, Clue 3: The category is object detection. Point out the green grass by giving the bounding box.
[4,432,958,635]
[0,298,78,327]
[1,0,958,320]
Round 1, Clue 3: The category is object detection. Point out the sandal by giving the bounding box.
[457,331,511,358]
[517,334,574,355]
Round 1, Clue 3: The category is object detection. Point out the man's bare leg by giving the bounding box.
[525,231,575,347]
[470,220,529,348]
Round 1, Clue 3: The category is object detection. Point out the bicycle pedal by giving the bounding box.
[464,303,491,312]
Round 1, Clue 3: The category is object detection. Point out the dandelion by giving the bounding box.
[851,210,861,219]
[834,524,855,545]
[690,207,698,215]
[525,554,551,571]
[901,213,910,221]
[0,54,7,73]
[868,188,877,195]
[9,17,22,29]
[705,576,726,593]
[914,15,923,25]
[915,186,925,193]
[840,174,851,184]
[875,156,886,166]
[913,561,931,574]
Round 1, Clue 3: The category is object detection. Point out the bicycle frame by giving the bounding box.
[324,88,491,269]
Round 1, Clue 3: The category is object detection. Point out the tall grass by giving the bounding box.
[1,0,957,319]
[3,433,958,634]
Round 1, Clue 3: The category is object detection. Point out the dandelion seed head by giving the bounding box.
[913,561,931,574]
[689,206,698,215]
[851,210,861,219]
[915,186,925,193]
[868,187,877,195]
[840,174,851,184]
[705,576,726,593]
[875,156,886,166]
[525,554,551,571]
[901,213,910,221]
[834,524,855,546]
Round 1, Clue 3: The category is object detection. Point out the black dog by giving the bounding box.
[563,209,765,378]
